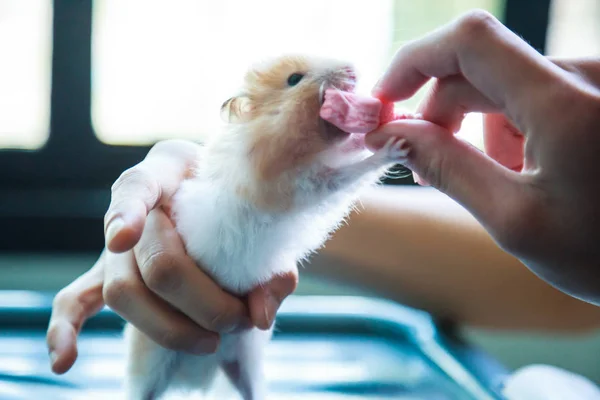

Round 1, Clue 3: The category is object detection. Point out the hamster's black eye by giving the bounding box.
[287,73,304,87]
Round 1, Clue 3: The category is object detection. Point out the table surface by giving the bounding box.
[0,292,509,400]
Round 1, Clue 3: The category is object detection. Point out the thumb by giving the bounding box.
[365,119,523,236]
[248,269,298,331]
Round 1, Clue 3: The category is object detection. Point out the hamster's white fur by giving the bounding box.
[122,57,410,400]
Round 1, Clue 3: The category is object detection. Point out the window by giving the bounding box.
[91,0,395,145]
[0,0,52,149]
[3,0,558,252]
[91,0,503,147]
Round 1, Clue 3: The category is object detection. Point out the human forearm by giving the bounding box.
[308,185,600,333]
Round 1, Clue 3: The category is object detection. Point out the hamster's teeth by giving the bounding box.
[319,82,326,106]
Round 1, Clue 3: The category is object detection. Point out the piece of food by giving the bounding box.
[320,88,399,133]
[320,89,383,133]
[378,101,396,125]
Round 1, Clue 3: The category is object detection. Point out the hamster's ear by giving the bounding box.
[220,95,254,124]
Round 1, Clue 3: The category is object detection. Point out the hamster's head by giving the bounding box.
[220,54,360,183]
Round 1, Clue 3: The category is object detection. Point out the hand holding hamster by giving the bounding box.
[366,10,600,305]
[45,140,297,376]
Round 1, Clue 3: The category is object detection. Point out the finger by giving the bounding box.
[372,10,566,129]
[248,268,299,330]
[417,75,498,132]
[483,113,525,172]
[47,252,106,374]
[417,77,525,171]
[102,247,219,355]
[416,77,524,173]
[105,140,201,253]
[134,208,250,334]
[365,119,525,238]
[413,76,524,185]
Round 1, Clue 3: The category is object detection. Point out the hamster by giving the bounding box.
[122,54,410,400]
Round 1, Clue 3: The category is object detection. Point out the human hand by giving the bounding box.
[366,10,600,305]
[46,140,298,374]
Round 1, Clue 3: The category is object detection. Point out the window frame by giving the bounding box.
[0,0,551,253]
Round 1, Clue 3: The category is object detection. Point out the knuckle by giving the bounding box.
[205,304,237,332]
[51,288,78,318]
[110,167,160,205]
[414,137,447,191]
[140,251,182,294]
[103,276,137,312]
[111,167,140,194]
[46,320,60,337]
[456,9,498,41]
[51,288,71,311]
[51,283,96,327]
[428,156,447,193]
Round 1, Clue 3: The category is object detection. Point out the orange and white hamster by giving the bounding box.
[123,54,409,400]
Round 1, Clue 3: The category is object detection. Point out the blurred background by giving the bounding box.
[1,0,599,388]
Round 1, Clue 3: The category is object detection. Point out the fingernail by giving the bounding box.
[263,292,280,330]
[412,172,420,185]
[263,302,270,330]
[49,351,58,367]
[412,172,430,186]
[105,218,124,246]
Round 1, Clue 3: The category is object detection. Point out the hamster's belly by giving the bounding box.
[170,169,370,296]
[170,178,294,296]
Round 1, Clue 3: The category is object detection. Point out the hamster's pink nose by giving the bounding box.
[343,66,356,81]
[337,66,357,84]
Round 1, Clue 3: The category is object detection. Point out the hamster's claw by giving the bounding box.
[380,137,410,162]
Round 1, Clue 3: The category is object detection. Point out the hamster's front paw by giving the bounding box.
[377,137,410,162]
